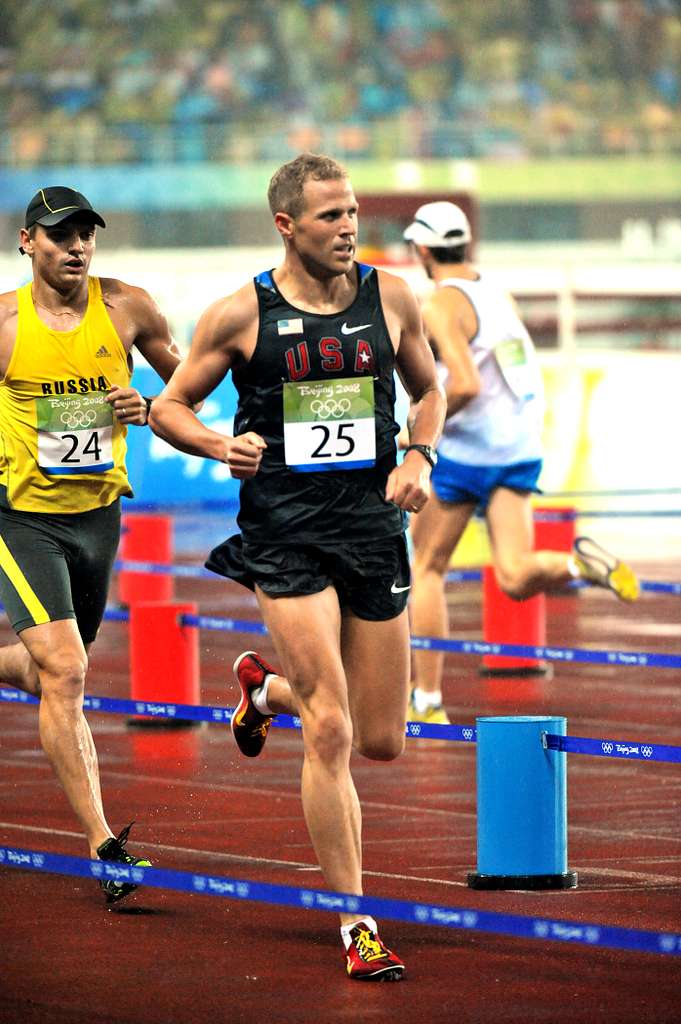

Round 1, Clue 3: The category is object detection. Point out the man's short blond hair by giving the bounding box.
[267,153,348,219]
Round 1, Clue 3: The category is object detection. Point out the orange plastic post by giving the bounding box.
[118,513,174,606]
[480,566,550,678]
[129,601,200,727]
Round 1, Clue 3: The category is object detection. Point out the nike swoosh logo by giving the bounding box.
[341,322,372,335]
[390,583,411,594]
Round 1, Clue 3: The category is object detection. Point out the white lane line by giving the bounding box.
[572,864,681,886]
[0,821,474,888]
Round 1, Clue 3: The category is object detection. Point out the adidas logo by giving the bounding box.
[95,345,111,358]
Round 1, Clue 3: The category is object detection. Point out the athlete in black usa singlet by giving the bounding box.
[233,262,405,546]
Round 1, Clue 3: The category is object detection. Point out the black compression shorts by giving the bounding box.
[0,492,121,643]
[206,532,411,621]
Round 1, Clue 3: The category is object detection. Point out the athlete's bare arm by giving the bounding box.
[377,271,445,510]
[148,282,266,479]
[422,286,480,418]
[101,278,181,371]
[100,278,183,426]
[0,293,19,380]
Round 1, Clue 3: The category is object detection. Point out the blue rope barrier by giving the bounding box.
[4,599,679,668]
[643,580,681,596]
[409,634,681,669]
[2,688,679,762]
[114,560,216,579]
[543,488,681,498]
[1,844,678,957]
[532,507,681,521]
[570,509,681,519]
[177,613,681,670]
[0,688,476,742]
[544,733,681,764]
[113,559,681,595]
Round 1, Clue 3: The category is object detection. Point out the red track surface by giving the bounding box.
[1,556,680,1023]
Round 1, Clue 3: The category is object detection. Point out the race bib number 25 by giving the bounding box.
[36,392,114,475]
[283,377,376,473]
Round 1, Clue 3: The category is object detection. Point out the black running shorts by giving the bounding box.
[206,532,411,621]
[0,492,121,643]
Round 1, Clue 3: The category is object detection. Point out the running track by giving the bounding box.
[1,555,679,1023]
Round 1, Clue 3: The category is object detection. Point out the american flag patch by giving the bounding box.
[277,318,304,335]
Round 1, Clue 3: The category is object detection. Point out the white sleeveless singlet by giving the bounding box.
[436,275,544,466]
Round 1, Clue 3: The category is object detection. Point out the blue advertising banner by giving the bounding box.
[126,365,240,507]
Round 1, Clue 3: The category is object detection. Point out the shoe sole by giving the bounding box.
[349,966,405,982]
[102,881,137,904]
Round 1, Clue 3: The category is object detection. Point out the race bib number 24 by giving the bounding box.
[283,377,376,473]
[36,392,114,475]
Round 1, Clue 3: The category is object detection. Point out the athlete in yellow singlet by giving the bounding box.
[0,186,183,901]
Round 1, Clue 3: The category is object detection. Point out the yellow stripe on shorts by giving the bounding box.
[0,534,50,625]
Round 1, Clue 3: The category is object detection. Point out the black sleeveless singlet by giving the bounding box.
[232,263,405,546]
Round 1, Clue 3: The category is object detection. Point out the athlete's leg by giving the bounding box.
[409,495,475,697]
[342,609,411,761]
[0,641,41,696]
[19,618,113,856]
[486,487,572,600]
[254,585,362,924]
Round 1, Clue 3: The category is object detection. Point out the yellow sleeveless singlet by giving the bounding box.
[0,276,133,512]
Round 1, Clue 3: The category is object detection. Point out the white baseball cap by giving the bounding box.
[403,201,472,247]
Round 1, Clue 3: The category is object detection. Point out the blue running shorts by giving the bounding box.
[431,455,543,512]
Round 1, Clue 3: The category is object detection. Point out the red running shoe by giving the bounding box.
[231,651,277,758]
[345,921,405,981]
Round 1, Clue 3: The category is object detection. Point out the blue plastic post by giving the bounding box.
[467,715,578,890]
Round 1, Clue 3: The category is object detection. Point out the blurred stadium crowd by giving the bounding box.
[2,0,681,164]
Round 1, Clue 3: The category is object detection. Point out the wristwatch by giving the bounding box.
[404,444,438,469]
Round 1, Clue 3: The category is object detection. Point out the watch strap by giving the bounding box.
[404,443,435,468]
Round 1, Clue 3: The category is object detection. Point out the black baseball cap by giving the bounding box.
[24,186,106,230]
[20,186,105,254]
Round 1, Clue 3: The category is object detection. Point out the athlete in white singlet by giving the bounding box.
[402,201,639,724]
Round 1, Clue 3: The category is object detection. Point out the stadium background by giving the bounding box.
[1,1,680,552]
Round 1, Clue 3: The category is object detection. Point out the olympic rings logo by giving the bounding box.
[602,742,613,754]
[309,398,352,420]
[60,409,97,429]
[642,745,653,758]
[462,728,474,741]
